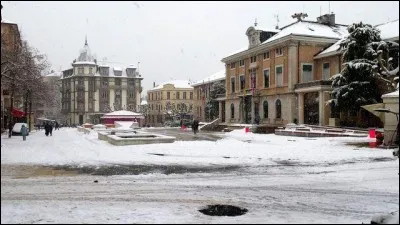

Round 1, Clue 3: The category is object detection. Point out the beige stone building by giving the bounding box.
[60,38,143,125]
[192,70,225,122]
[221,14,398,127]
[221,13,349,126]
[147,80,194,126]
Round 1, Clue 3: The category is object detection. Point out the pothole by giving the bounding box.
[199,204,248,217]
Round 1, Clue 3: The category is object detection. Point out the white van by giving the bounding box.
[12,123,29,136]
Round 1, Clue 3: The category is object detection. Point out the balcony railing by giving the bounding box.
[294,80,332,89]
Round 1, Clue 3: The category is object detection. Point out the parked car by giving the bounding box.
[12,123,29,136]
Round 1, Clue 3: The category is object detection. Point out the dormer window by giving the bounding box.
[126,68,136,76]
[114,70,122,76]
[99,67,109,76]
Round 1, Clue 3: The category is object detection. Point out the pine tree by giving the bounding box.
[329,22,399,112]
[205,81,225,121]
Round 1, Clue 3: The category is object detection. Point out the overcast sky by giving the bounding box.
[2,1,399,94]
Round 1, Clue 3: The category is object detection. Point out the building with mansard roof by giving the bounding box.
[60,38,143,125]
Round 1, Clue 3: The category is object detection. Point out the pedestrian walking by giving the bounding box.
[192,119,199,135]
[44,123,50,136]
[20,124,28,141]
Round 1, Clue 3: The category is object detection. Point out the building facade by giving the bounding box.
[221,14,398,127]
[1,18,22,132]
[61,39,143,125]
[221,13,349,126]
[147,80,194,126]
[192,70,225,122]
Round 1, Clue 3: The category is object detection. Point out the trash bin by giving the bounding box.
[369,128,376,138]
[245,127,249,133]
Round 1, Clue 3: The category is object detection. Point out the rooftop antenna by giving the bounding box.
[85,17,88,45]
[329,1,331,14]
[320,6,322,16]
[254,18,258,27]
[274,14,280,29]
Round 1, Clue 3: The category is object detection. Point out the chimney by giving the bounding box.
[317,13,335,26]
[153,82,155,88]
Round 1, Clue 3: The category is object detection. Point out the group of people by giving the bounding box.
[44,122,54,136]
[179,119,200,134]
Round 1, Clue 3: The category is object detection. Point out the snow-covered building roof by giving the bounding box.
[46,71,63,77]
[191,69,226,87]
[103,110,143,117]
[1,19,17,24]
[150,80,193,91]
[375,19,399,41]
[223,20,348,62]
[314,38,346,59]
[261,21,348,45]
[75,37,95,63]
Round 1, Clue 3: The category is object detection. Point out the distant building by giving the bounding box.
[60,38,143,125]
[1,18,22,132]
[192,70,226,122]
[34,71,64,123]
[147,80,194,126]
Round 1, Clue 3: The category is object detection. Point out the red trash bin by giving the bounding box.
[369,128,376,138]
[245,127,249,133]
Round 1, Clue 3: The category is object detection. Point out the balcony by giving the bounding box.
[294,80,332,90]
[249,62,258,69]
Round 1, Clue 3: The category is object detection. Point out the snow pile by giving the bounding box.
[114,121,139,129]
[371,211,399,224]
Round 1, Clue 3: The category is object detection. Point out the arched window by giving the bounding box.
[263,101,269,118]
[230,103,235,118]
[276,99,281,119]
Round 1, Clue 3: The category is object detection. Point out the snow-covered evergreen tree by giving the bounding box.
[329,22,399,112]
[205,81,225,121]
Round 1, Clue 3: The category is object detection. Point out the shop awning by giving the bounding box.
[12,108,25,118]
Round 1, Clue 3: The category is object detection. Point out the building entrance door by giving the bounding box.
[244,96,252,124]
[304,92,319,125]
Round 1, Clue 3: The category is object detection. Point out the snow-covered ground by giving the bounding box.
[1,128,399,223]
